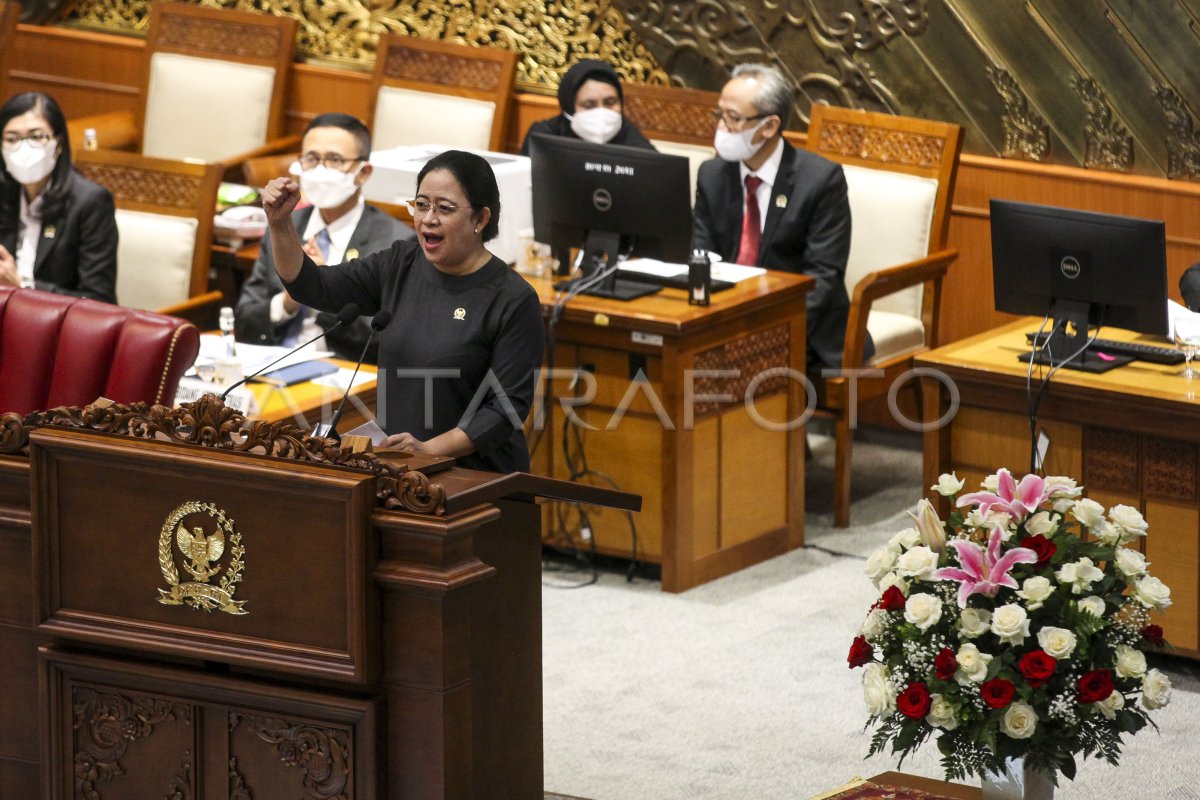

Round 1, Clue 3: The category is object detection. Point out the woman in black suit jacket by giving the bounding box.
[0,92,117,303]
[519,60,655,155]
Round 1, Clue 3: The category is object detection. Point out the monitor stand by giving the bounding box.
[575,230,659,301]
[1018,300,1132,374]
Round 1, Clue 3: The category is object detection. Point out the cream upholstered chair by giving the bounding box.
[0,1,17,100]
[798,105,963,528]
[369,34,516,153]
[74,149,224,323]
[621,82,718,203]
[68,2,298,166]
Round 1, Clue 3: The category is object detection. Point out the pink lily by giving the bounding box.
[956,468,1050,522]
[934,525,1038,607]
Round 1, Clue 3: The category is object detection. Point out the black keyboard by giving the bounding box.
[614,269,736,293]
[1025,332,1183,365]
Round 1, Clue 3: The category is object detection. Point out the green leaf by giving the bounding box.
[1060,753,1077,781]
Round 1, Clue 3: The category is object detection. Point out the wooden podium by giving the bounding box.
[0,395,638,799]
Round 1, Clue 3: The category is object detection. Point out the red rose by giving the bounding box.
[876,585,906,611]
[897,682,932,719]
[1019,534,1056,567]
[980,678,1016,709]
[934,647,958,681]
[848,636,874,669]
[1078,669,1115,704]
[1018,650,1057,688]
[1142,624,1165,646]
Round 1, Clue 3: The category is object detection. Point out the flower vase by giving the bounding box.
[981,758,1054,800]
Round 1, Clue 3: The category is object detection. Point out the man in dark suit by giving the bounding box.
[692,64,868,371]
[235,113,414,363]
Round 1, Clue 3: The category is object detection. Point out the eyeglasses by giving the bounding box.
[1,131,55,150]
[406,199,463,218]
[710,109,771,128]
[297,152,364,171]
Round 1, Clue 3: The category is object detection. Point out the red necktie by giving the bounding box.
[735,174,763,266]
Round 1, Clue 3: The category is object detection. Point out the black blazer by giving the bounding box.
[0,170,118,303]
[234,203,415,362]
[693,140,867,370]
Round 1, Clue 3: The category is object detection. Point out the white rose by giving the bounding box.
[1115,548,1148,579]
[1108,504,1149,544]
[888,527,922,552]
[1000,701,1038,739]
[862,663,897,716]
[954,643,993,684]
[1037,626,1078,659]
[1071,498,1106,528]
[982,473,1000,492]
[1077,596,1106,619]
[896,546,940,580]
[958,607,992,639]
[966,508,1012,532]
[1114,644,1147,679]
[1024,511,1056,536]
[1017,576,1054,610]
[1134,576,1172,610]
[1056,557,1105,594]
[860,608,888,641]
[990,603,1030,645]
[932,472,965,496]
[1093,520,1121,547]
[1045,476,1082,499]
[926,693,958,730]
[1096,690,1125,720]
[878,572,910,595]
[1142,669,1172,710]
[904,593,944,632]
[865,546,898,585]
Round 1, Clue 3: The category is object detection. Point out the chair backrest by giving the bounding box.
[801,105,962,319]
[242,151,297,189]
[0,285,200,415]
[0,1,17,101]
[621,83,718,202]
[139,1,297,162]
[73,149,223,312]
[369,34,516,153]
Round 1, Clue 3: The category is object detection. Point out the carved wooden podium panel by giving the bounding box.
[0,396,637,799]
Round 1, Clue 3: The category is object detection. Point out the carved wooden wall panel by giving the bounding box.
[1083,426,1140,494]
[692,324,790,416]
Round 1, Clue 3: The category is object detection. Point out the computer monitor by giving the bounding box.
[990,199,1168,372]
[529,133,693,300]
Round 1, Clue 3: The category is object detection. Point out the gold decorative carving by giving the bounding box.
[1143,437,1197,502]
[1083,427,1140,494]
[1074,77,1132,172]
[987,66,1050,162]
[73,162,204,211]
[0,394,447,515]
[692,324,790,416]
[73,686,191,798]
[1154,86,1200,181]
[232,712,350,799]
[157,501,248,615]
[815,120,946,169]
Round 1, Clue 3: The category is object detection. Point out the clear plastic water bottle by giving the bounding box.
[218,306,237,357]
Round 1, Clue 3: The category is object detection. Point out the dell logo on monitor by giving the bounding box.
[592,188,612,212]
[1060,255,1082,279]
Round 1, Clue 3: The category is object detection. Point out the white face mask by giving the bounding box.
[298,163,363,210]
[714,119,770,164]
[569,107,623,145]
[3,140,58,185]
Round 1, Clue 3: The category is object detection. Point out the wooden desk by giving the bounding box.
[248,358,377,433]
[525,270,812,592]
[917,319,1198,656]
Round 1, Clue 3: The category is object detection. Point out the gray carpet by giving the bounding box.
[542,428,1200,799]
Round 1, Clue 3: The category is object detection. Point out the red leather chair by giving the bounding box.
[0,286,200,416]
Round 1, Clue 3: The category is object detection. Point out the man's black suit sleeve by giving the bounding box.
[798,163,852,318]
[234,230,287,345]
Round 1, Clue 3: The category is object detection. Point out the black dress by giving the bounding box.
[284,239,545,474]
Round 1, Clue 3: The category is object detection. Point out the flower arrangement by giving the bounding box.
[850,469,1173,784]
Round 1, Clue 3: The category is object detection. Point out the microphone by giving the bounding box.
[313,309,393,443]
[219,302,361,401]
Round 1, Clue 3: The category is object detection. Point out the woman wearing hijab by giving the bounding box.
[519,59,655,154]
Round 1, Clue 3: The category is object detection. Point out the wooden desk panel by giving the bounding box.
[917,320,1200,655]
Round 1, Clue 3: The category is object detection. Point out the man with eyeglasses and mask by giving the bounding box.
[693,64,869,371]
[235,112,414,362]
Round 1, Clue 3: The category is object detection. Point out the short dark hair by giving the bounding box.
[417,150,501,242]
[304,112,372,158]
[0,92,73,222]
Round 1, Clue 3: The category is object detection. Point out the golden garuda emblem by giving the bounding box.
[157,501,247,615]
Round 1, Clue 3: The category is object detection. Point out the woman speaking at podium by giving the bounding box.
[261,150,544,473]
